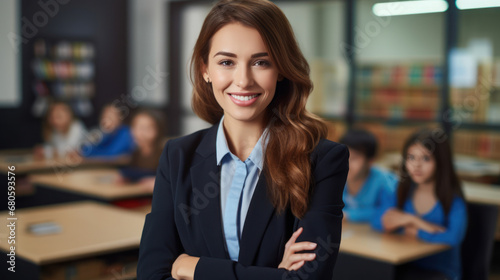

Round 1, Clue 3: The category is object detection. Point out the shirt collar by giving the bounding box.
[216,115,269,170]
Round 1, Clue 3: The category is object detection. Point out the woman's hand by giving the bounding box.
[172,253,199,280]
[278,227,317,271]
[408,216,446,234]
[383,209,445,234]
[114,175,127,185]
[403,225,419,238]
[382,208,412,232]
[138,176,156,191]
[33,145,45,160]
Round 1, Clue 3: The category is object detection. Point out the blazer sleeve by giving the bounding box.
[194,143,349,280]
[137,141,183,280]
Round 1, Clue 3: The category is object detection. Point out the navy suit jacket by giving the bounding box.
[137,122,349,280]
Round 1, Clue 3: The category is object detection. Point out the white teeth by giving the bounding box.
[231,94,258,101]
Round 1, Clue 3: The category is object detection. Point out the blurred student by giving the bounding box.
[372,128,467,280]
[81,104,135,157]
[117,109,165,190]
[35,100,87,159]
[340,129,397,223]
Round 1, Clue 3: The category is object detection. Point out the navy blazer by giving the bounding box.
[137,122,349,280]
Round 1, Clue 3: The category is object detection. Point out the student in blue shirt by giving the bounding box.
[340,129,398,223]
[81,104,135,157]
[372,128,467,280]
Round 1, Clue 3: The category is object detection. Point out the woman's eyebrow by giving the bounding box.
[251,52,269,58]
[214,51,236,58]
[213,51,269,58]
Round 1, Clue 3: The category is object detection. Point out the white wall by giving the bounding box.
[128,0,168,107]
[458,7,500,56]
[179,4,212,135]
[0,0,21,107]
[280,2,348,115]
[356,0,445,63]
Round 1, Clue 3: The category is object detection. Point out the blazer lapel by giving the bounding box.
[238,173,275,265]
[190,123,228,259]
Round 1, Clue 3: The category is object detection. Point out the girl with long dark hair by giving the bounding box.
[372,128,467,280]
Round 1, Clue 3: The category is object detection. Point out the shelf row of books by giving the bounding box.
[454,130,500,160]
[356,89,439,120]
[34,39,94,60]
[32,59,94,81]
[327,116,500,160]
[357,63,443,87]
[351,122,438,155]
[450,62,500,124]
[33,80,95,100]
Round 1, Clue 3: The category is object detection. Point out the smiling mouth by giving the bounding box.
[228,93,261,101]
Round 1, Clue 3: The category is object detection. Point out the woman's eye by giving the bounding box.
[254,60,270,67]
[423,156,431,162]
[219,60,233,66]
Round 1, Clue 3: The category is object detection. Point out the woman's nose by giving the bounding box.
[234,65,253,88]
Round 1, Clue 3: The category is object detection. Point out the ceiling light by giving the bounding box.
[456,0,500,10]
[373,0,449,16]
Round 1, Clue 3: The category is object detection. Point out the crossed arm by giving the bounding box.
[172,227,317,279]
[137,141,349,280]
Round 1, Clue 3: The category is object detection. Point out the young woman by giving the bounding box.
[372,128,467,280]
[36,100,87,159]
[137,1,349,279]
[117,109,166,190]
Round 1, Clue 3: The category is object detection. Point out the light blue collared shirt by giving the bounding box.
[216,116,268,261]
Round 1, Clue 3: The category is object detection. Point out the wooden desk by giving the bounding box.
[334,223,449,280]
[0,149,130,175]
[29,168,153,201]
[340,223,449,264]
[463,181,500,206]
[0,201,145,265]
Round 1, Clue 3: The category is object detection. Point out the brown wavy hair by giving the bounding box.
[397,128,464,215]
[191,0,327,218]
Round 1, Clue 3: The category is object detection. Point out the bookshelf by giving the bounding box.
[31,39,95,118]
[356,63,442,121]
[450,60,500,124]
[320,59,500,161]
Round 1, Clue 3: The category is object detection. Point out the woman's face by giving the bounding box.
[131,114,158,148]
[204,23,279,125]
[346,148,370,182]
[100,106,122,133]
[48,104,72,132]
[405,143,436,185]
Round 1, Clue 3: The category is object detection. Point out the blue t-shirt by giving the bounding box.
[372,186,467,280]
[343,167,398,222]
[82,125,135,157]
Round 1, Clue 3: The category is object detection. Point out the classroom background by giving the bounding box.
[0,0,499,279]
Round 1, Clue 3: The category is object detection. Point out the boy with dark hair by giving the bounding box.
[340,129,398,223]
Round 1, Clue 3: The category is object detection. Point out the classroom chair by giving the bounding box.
[461,202,499,280]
